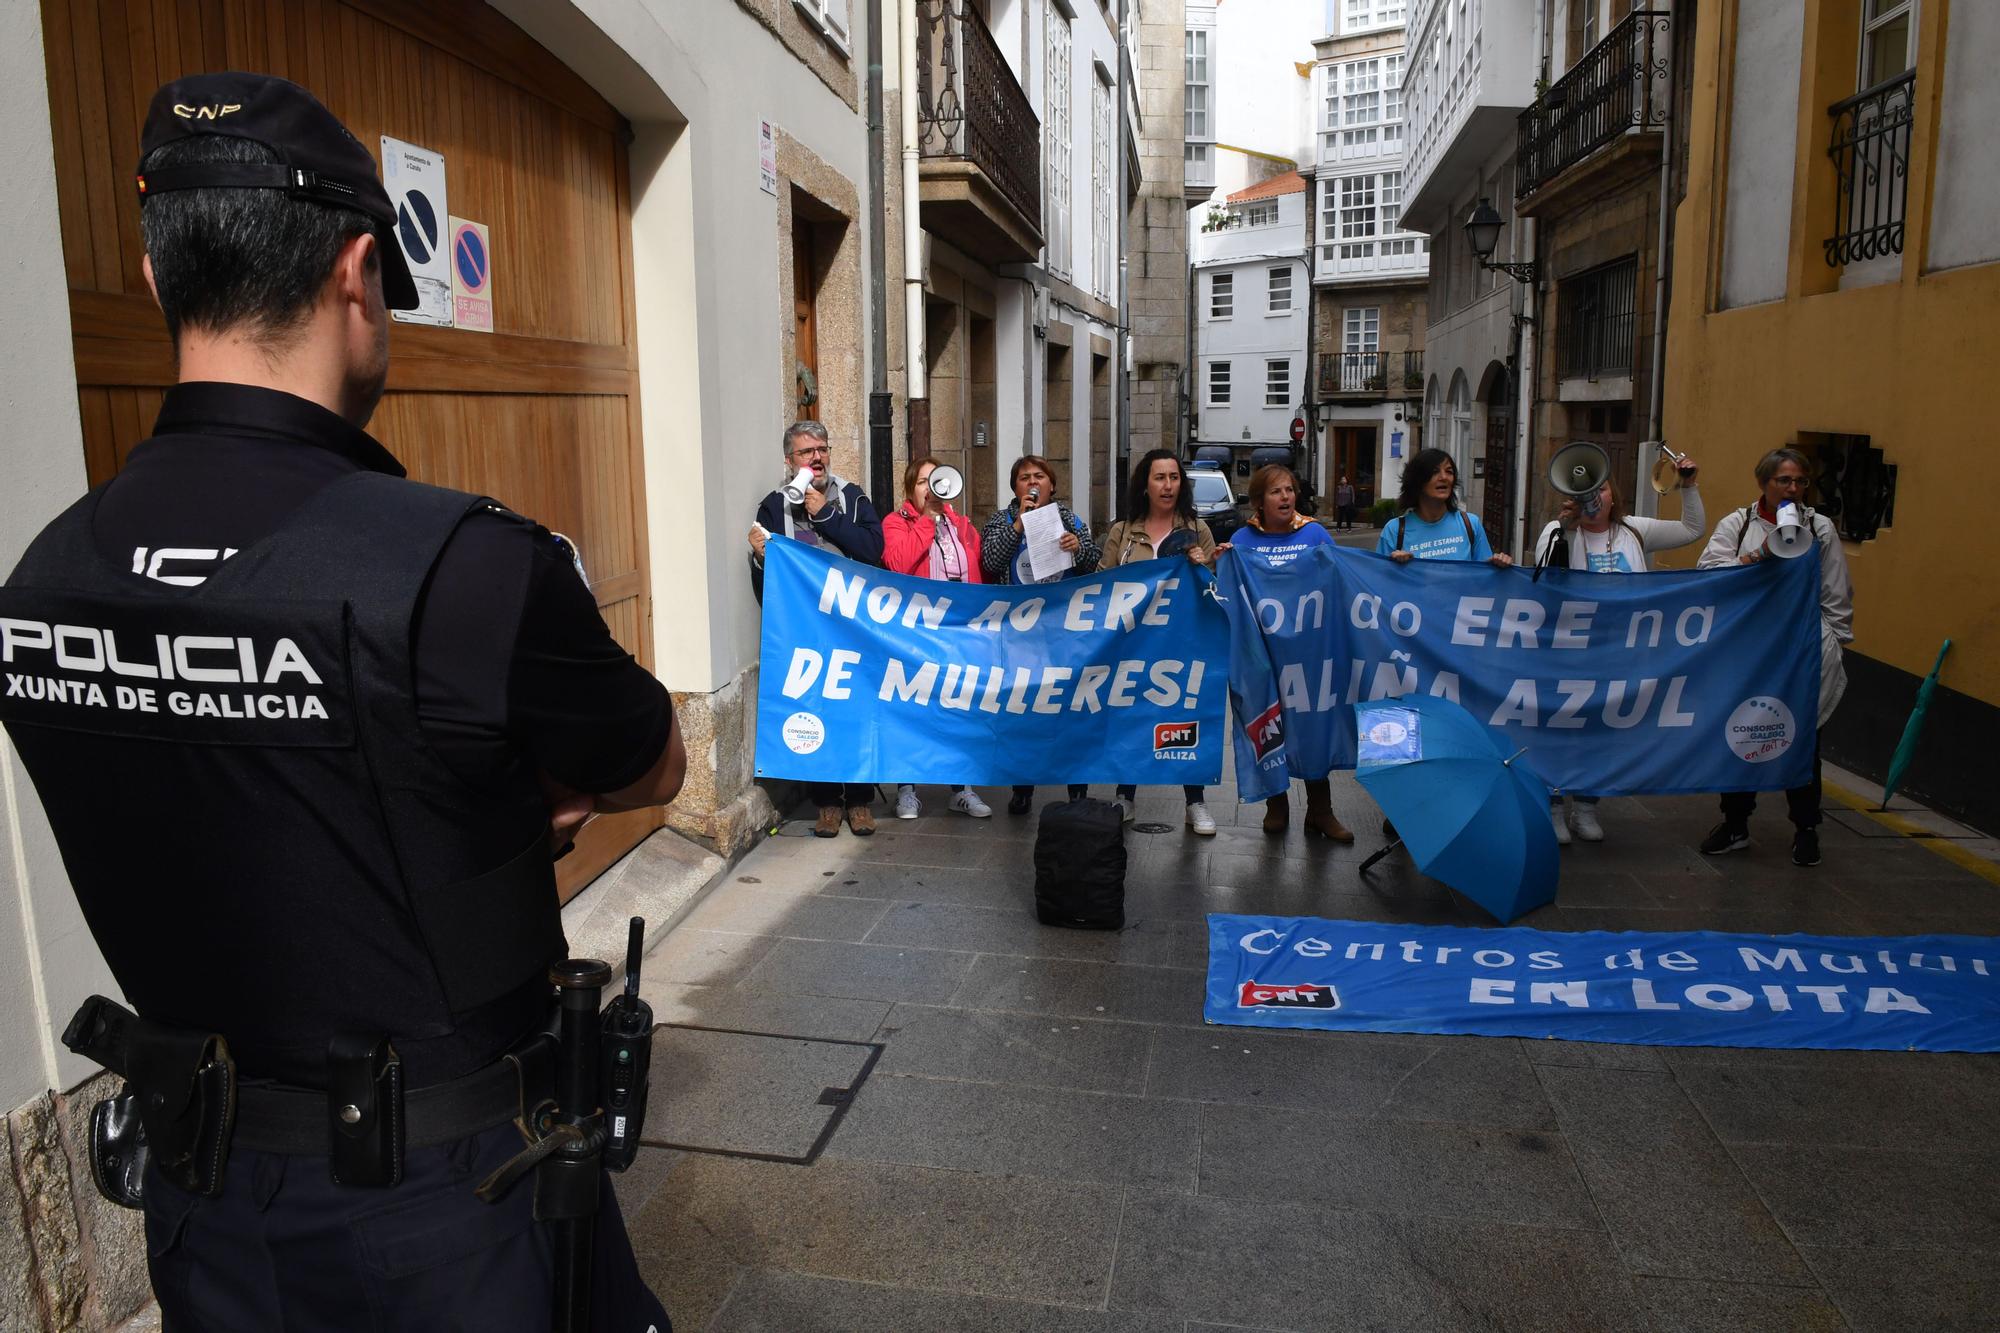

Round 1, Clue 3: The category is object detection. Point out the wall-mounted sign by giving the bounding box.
[759,120,778,196]
[449,217,492,333]
[381,136,452,326]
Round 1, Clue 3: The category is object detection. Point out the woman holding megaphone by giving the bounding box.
[1530,443,1706,845]
[882,457,994,821]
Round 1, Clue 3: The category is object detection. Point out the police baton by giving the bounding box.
[546,956,612,1333]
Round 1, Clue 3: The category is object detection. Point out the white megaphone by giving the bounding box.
[1549,440,1612,518]
[1765,501,1813,559]
[782,466,817,506]
[927,463,964,502]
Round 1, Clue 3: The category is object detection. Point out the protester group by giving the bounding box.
[749,422,1853,871]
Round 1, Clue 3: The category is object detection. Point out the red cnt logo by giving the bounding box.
[1247,702,1284,761]
[1238,982,1338,1010]
[1154,720,1199,749]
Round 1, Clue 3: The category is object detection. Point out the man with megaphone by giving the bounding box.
[749,420,885,837]
[1695,447,1854,867]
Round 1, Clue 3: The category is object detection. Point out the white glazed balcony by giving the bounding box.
[1399,0,1537,234]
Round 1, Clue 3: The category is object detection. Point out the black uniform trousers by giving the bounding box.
[143,1120,669,1332]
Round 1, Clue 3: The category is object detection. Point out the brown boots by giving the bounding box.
[1263,781,1354,843]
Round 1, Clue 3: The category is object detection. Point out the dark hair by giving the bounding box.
[1397,448,1460,512]
[1247,464,1298,519]
[902,455,935,500]
[1125,449,1195,523]
[1754,447,1811,485]
[1010,454,1062,495]
[140,136,375,343]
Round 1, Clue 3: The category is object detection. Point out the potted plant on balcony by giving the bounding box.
[1364,371,1387,392]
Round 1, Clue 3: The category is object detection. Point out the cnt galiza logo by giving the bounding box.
[1153,719,1199,757]
[1246,702,1284,762]
[1238,982,1338,1010]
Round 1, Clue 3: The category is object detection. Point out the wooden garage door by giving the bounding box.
[42,0,660,903]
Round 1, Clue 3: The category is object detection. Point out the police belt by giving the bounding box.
[234,1056,522,1155]
[63,994,543,1203]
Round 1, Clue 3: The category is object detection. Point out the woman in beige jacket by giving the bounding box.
[1097,448,1219,834]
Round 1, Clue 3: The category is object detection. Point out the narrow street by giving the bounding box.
[613,765,2000,1331]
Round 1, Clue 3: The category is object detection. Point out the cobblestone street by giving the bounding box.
[613,763,2000,1331]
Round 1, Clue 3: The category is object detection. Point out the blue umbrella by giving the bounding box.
[1353,695,1559,923]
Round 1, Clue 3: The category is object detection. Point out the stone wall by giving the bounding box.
[1127,0,1191,465]
[4,1073,150,1332]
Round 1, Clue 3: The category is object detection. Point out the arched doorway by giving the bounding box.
[1476,360,1514,548]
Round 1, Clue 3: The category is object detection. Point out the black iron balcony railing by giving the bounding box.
[1825,72,1914,267]
[916,0,1043,235]
[1318,352,1422,396]
[1517,9,1672,200]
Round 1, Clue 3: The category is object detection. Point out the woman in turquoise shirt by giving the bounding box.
[1377,448,1515,567]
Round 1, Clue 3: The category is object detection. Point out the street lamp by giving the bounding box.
[1464,197,1538,284]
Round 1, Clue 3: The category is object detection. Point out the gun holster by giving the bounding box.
[62,995,236,1205]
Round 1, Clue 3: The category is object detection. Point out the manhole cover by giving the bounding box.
[639,1026,880,1165]
[1132,822,1176,834]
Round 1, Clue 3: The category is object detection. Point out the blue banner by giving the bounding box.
[1221,543,1822,802]
[1206,915,2000,1052]
[755,537,1228,785]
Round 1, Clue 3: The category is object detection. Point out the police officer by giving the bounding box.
[0,75,681,1329]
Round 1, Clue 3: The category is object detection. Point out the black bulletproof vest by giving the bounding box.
[0,472,564,1087]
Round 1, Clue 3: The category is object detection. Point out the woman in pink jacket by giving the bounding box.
[880,457,992,820]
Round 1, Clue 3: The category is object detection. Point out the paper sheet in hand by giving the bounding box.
[1021,504,1074,582]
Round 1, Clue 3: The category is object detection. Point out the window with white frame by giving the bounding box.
[1235,201,1279,227]
[1321,173,1426,269]
[1185,29,1212,142]
[1210,271,1233,318]
[791,0,850,51]
[1343,0,1405,32]
[1266,359,1291,407]
[1209,360,1232,406]
[1045,7,1074,281]
[1344,307,1380,353]
[1091,67,1114,302]
[1860,0,1916,87]
[1268,265,1292,313]
[1324,53,1406,162]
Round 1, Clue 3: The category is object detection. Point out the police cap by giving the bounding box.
[136,72,418,310]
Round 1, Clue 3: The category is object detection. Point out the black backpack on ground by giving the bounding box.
[1033,798,1127,930]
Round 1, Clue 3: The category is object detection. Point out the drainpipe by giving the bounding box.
[1116,4,1132,504]
[1641,0,1677,517]
[868,0,893,503]
[1511,0,1552,562]
[901,0,929,454]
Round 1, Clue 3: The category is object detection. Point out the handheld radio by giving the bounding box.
[598,917,654,1172]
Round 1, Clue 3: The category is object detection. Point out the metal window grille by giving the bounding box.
[1556,257,1638,379]
[1824,72,1914,266]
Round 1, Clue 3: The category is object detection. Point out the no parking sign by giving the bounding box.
[450,217,492,333]
[381,135,452,326]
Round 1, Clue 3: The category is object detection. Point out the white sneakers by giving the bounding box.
[1113,799,1135,823]
[950,788,993,819]
[895,785,921,820]
[1552,797,1605,844]
[1185,801,1217,836]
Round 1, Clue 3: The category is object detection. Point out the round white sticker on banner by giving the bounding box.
[1725,696,1796,764]
[1366,719,1409,748]
[782,712,826,755]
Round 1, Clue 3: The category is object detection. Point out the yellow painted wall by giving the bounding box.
[1662,0,1998,706]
